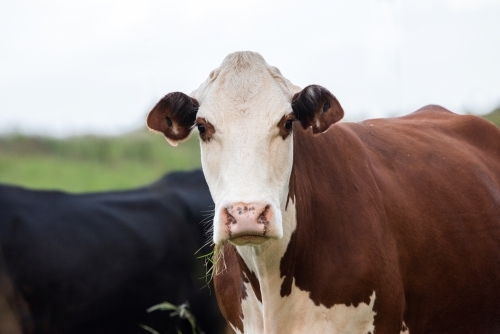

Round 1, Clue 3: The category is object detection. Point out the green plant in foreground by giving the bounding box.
[140,244,227,334]
[140,302,200,334]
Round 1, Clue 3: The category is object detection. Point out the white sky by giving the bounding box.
[1,0,499,137]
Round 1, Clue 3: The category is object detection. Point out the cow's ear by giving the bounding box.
[291,85,344,133]
[147,92,199,147]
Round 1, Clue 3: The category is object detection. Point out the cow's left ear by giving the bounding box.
[146,92,199,147]
[291,85,344,133]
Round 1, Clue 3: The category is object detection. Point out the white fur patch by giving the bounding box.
[193,52,297,245]
[239,279,377,334]
[239,280,264,334]
[401,321,409,334]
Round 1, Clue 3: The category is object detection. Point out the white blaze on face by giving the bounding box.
[191,52,299,245]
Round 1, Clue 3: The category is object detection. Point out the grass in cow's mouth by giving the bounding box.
[197,242,227,288]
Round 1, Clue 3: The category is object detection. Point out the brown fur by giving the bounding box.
[146,92,199,142]
[214,245,245,333]
[214,245,262,334]
[292,85,344,133]
[215,105,500,333]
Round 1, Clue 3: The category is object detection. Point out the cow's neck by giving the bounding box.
[229,129,302,332]
[234,200,297,333]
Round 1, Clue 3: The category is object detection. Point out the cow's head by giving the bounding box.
[147,52,343,245]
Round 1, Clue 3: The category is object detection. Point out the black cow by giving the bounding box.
[0,170,224,334]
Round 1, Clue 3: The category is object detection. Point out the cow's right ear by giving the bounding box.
[291,85,344,134]
[146,92,199,147]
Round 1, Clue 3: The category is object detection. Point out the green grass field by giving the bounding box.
[0,129,201,192]
[483,107,500,127]
[1,107,499,193]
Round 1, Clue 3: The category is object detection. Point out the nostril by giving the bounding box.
[222,203,272,228]
[224,208,237,225]
[257,205,270,225]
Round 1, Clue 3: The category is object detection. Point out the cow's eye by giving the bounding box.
[278,115,295,140]
[195,118,213,142]
[197,124,206,134]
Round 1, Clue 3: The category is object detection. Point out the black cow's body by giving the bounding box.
[0,170,224,334]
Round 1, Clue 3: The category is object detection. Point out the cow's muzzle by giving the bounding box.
[221,202,274,246]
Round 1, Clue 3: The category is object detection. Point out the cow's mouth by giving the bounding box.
[229,234,269,246]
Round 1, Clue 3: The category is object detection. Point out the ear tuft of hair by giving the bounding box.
[146,92,199,146]
[292,85,344,133]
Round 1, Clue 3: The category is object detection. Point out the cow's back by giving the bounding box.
[343,107,500,333]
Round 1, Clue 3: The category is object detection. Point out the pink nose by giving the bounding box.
[221,203,272,238]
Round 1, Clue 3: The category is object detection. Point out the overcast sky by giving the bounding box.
[1,0,499,137]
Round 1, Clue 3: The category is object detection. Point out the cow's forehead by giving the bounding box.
[193,51,299,125]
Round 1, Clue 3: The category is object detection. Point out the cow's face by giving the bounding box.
[147,52,343,245]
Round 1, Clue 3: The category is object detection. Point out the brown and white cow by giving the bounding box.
[147,51,500,333]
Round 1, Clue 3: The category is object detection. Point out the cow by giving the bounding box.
[146,51,500,333]
[0,170,226,334]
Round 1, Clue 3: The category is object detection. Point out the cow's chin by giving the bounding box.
[229,234,271,246]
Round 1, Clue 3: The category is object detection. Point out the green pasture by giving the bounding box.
[483,107,500,127]
[0,107,499,193]
[0,129,201,192]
